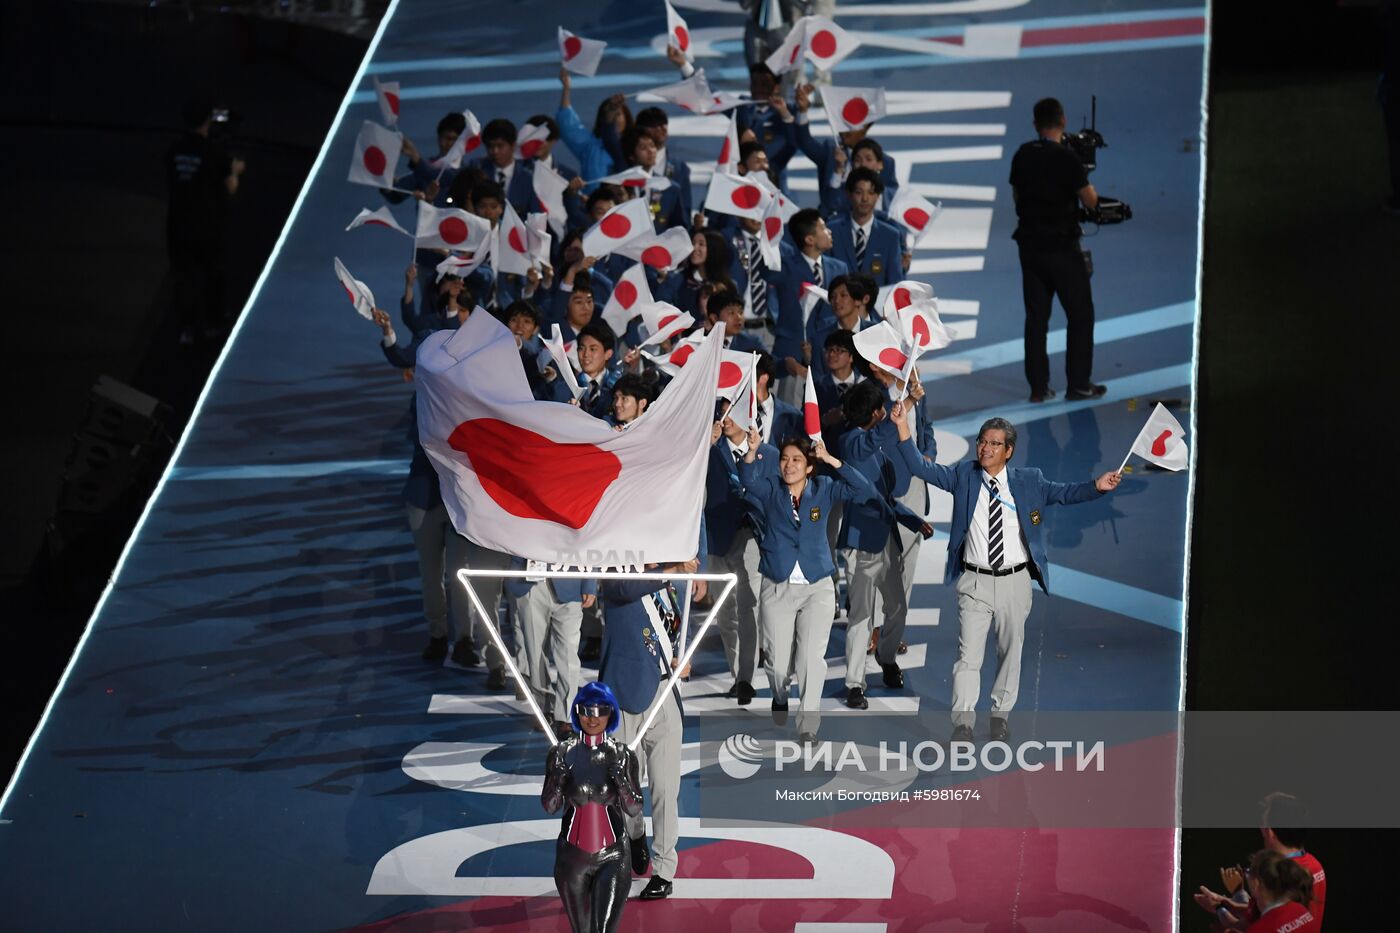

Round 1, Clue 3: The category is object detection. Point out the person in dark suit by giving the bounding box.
[812,329,865,452]
[634,107,693,224]
[804,272,881,384]
[739,431,882,741]
[772,210,848,406]
[473,118,537,218]
[734,64,798,188]
[826,168,907,287]
[522,112,590,231]
[891,403,1120,741]
[790,83,900,218]
[723,216,782,348]
[619,127,687,234]
[706,407,779,703]
[704,289,765,354]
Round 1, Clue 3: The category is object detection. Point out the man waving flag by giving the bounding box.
[414,310,724,562]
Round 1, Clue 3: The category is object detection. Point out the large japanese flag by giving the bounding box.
[559,26,607,77]
[1125,403,1189,471]
[349,120,402,188]
[802,368,822,442]
[333,257,376,321]
[853,320,911,379]
[416,202,491,251]
[822,85,887,133]
[801,16,861,71]
[495,201,535,276]
[704,172,771,221]
[431,110,483,171]
[532,161,570,236]
[581,197,652,258]
[416,310,723,562]
[663,0,693,61]
[887,188,944,246]
[346,205,411,237]
[617,226,694,271]
[600,262,653,335]
[372,76,401,128]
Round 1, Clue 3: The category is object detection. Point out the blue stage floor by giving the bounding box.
[1,1,1205,929]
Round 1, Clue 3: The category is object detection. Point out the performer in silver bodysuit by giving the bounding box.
[541,680,644,933]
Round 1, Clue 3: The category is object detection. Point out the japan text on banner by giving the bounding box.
[333,257,376,321]
[1124,403,1189,472]
[581,197,652,258]
[346,206,410,237]
[416,202,491,252]
[415,311,723,563]
[821,85,887,134]
[558,26,606,77]
[887,187,943,246]
[600,262,653,336]
[349,121,402,189]
[372,76,401,128]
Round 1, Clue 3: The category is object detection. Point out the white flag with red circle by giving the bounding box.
[600,262,654,336]
[894,296,954,355]
[558,26,606,77]
[431,110,483,171]
[517,122,552,161]
[821,85,887,133]
[715,349,753,403]
[765,18,808,75]
[416,202,491,251]
[495,201,535,276]
[436,250,489,282]
[532,161,570,236]
[882,280,934,319]
[800,283,828,326]
[853,321,911,379]
[526,212,553,268]
[635,302,695,350]
[617,226,694,272]
[333,257,376,321]
[717,112,741,175]
[801,16,861,71]
[349,120,403,189]
[543,324,585,400]
[664,0,693,61]
[704,172,771,221]
[588,165,670,192]
[757,193,787,272]
[581,197,652,258]
[803,367,822,443]
[887,188,943,246]
[415,308,722,562]
[346,205,411,237]
[638,71,741,115]
[1125,403,1189,472]
[372,77,401,128]
[641,330,707,375]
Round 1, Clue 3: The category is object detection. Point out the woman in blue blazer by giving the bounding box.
[737,429,881,741]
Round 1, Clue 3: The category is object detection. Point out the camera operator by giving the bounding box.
[1010,97,1104,403]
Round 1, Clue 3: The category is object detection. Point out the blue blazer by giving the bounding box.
[502,557,597,602]
[472,156,536,217]
[826,215,905,287]
[805,312,882,383]
[837,420,930,552]
[722,226,781,327]
[706,440,779,554]
[656,154,693,222]
[597,578,676,714]
[895,437,1103,593]
[735,103,798,184]
[792,119,901,217]
[772,243,846,365]
[766,396,802,447]
[738,459,879,583]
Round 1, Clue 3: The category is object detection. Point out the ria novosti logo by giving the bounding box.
[718,733,764,779]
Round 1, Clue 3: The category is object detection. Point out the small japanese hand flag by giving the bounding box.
[717,112,741,175]
[431,110,483,171]
[703,172,771,221]
[1123,403,1189,472]
[600,262,654,336]
[349,120,402,188]
[559,26,606,77]
[886,187,944,246]
[581,197,652,259]
[664,0,693,61]
[346,205,411,237]
[803,367,822,443]
[372,77,401,128]
[821,85,887,133]
[801,16,861,72]
[334,257,376,321]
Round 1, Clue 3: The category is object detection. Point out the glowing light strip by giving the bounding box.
[0,0,406,817]
[455,569,737,749]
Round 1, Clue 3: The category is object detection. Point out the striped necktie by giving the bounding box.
[747,235,767,319]
[791,493,801,527]
[811,259,823,287]
[854,227,867,270]
[584,378,599,409]
[987,478,1004,569]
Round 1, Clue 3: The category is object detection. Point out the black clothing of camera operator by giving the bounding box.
[1009,97,1103,403]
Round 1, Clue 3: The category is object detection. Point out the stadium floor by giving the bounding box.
[0,1,1204,929]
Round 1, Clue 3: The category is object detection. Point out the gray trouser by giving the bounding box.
[759,577,836,735]
[844,535,907,687]
[712,527,762,685]
[461,539,511,669]
[618,680,682,880]
[951,567,1033,728]
[406,501,471,641]
[516,581,583,721]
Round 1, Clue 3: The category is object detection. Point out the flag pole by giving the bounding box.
[1115,447,1133,476]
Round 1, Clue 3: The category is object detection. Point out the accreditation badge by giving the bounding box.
[870,259,884,276]
[764,130,776,145]
[809,506,822,522]
[1030,509,1041,526]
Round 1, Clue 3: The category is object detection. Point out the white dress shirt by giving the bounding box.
[652,146,668,176]
[853,217,874,250]
[493,159,515,190]
[963,466,1028,570]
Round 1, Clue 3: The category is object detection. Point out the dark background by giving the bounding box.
[1,0,1396,928]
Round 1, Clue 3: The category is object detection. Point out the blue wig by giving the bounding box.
[571,681,621,734]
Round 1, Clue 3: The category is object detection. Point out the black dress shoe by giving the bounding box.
[638,876,672,900]
[897,641,908,655]
[486,667,507,690]
[579,636,602,661]
[845,686,868,710]
[451,639,480,667]
[881,663,904,689]
[422,636,449,661]
[771,699,789,726]
[724,683,738,698]
[735,680,756,705]
[1028,387,1058,403]
[630,835,652,876]
[1065,383,1107,400]
[950,724,975,743]
[990,717,1010,741]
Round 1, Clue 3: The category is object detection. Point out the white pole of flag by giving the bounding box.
[1117,419,1150,475]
